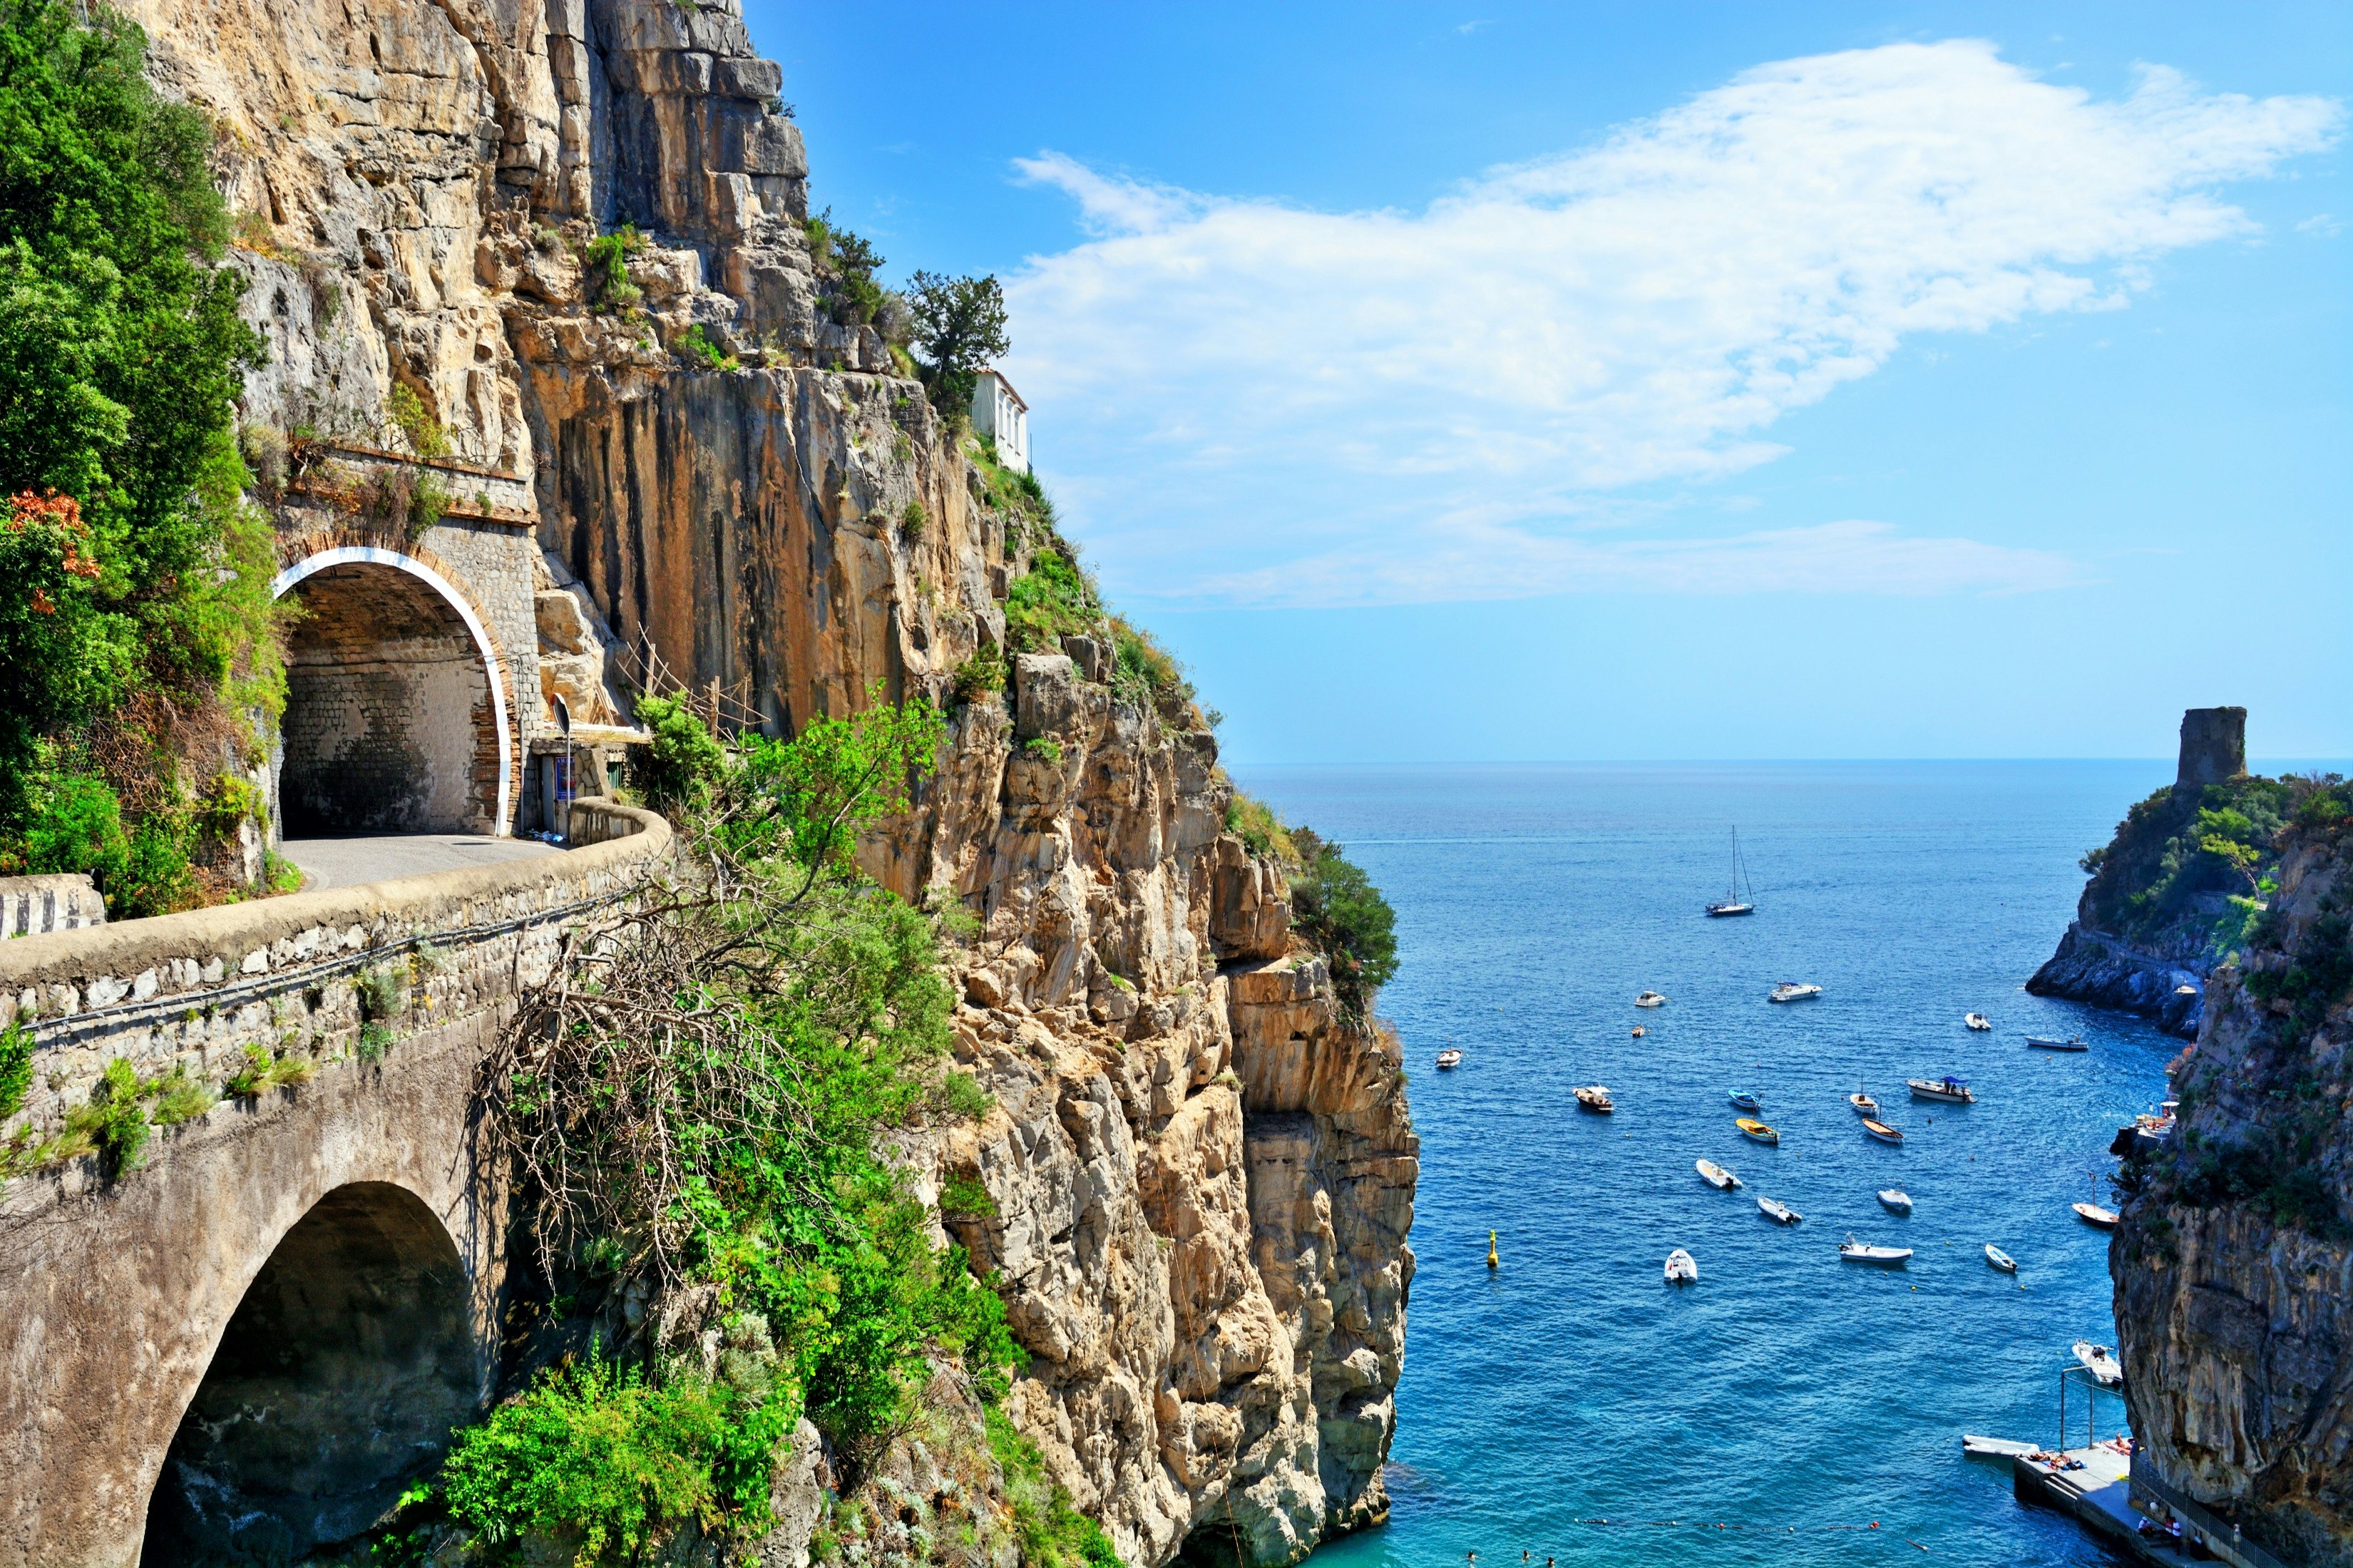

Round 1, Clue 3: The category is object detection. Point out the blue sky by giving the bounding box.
[744,2,2351,762]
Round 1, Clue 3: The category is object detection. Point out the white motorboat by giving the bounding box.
[1757,1195,1801,1225]
[1962,1434,2038,1458]
[1434,1048,1462,1070]
[1635,990,1667,1008]
[1964,1013,1992,1031]
[2073,1341,2123,1387]
[2027,1035,2089,1052]
[1877,1189,1912,1215]
[1574,1085,1614,1114]
[1768,982,1823,1004]
[1665,1248,1698,1285]
[1839,1234,1913,1267]
[1696,1159,1742,1191]
[1848,1091,1879,1116]
[1907,1075,1976,1104]
[1985,1244,2018,1274]
[2073,1201,2120,1230]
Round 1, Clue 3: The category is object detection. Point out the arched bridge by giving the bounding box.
[0,803,669,1567]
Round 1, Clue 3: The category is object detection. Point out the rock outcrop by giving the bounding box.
[115,1,1416,1562]
[2111,786,2353,1567]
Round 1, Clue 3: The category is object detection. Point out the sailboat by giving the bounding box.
[1706,828,1755,917]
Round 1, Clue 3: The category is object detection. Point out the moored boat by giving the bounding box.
[1877,1189,1912,1214]
[1665,1248,1698,1285]
[1985,1244,2018,1274]
[1848,1091,1879,1116]
[1696,1159,1742,1191]
[1706,829,1756,916]
[1757,1195,1801,1225]
[1907,1075,1976,1104]
[1964,1013,1992,1031]
[2073,1341,2123,1387]
[2026,1035,2089,1052]
[1435,1048,1462,1070]
[1631,1025,1646,1037]
[1838,1234,1912,1266]
[2073,1201,2119,1229]
[1736,1117,1780,1145]
[1768,981,1823,1004]
[1862,1118,1904,1145]
[1728,1090,1761,1112]
[1574,1085,1614,1114]
[1636,990,1667,1008]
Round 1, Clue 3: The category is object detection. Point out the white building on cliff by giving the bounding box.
[969,368,1029,474]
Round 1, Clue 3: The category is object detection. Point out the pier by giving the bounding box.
[2011,1446,2290,1568]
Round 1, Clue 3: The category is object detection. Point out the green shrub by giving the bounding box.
[0,1018,33,1122]
[1003,549,1095,654]
[1289,831,1398,1022]
[355,963,408,1020]
[355,1020,394,1063]
[21,769,128,883]
[583,225,643,311]
[907,271,1008,416]
[679,322,739,373]
[630,694,727,814]
[1022,736,1062,764]
[437,1354,796,1565]
[899,500,926,539]
[68,1058,153,1174]
[1107,617,1193,719]
[1223,791,1296,864]
[986,1408,1122,1568]
[386,383,450,461]
[953,647,1007,706]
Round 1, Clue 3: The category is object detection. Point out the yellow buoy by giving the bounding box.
[1487,1229,1500,1269]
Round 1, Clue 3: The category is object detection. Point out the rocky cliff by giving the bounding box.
[116,1,1415,1563]
[2112,780,2353,1567]
[2030,709,2279,1039]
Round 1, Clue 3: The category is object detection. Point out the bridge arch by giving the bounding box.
[272,546,514,837]
[139,1180,488,1566]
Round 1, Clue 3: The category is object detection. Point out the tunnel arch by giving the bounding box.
[139,1181,487,1566]
[272,546,513,837]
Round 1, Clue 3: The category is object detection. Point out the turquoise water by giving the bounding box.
[1234,762,2185,1568]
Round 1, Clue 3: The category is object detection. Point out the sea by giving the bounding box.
[1229,760,2221,1568]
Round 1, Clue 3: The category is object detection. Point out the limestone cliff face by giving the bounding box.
[119,1,1416,1562]
[2113,806,2353,1567]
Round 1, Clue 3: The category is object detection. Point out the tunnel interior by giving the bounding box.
[141,1182,484,1566]
[279,562,496,836]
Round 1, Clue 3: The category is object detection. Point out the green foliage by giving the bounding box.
[804,209,887,328]
[724,690,945,883]
[679,322,739,373]
[952,646,1007,706]
[386,382,450,461]
[8,759,192,917]
[356,1019,394,1063]
[1003,548,1096,655]
[899,499,926,539]
[1022,736,1062,764]
[1288,829,1399,1022]
[583,225,643,312]
[355,963,408,1021]
[438,1352,798,1566]
[66,1057,152,1173]
[630,693,727,814]
[1107,616,1195,722]
[0,0,276,810]
[223,1040,312,1097]
[2078,777,2299,951]
[1223,791,1296,864]
[0,1016,31,1122]
[987,1408,1122,1568]
[907,270,1008,414]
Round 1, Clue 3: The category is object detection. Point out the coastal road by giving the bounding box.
[281,834,560,891]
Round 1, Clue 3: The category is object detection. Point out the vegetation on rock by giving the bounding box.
[2075,775,2342,959]
[1223,793,1399,1020]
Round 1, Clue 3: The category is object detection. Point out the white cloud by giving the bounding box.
[1000,40,2342,608]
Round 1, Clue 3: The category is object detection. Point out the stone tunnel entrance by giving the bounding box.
[275,550,511,837]
[140,1182,486,1565]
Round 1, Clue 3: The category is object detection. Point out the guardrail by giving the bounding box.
[2131,1465,2293,1568]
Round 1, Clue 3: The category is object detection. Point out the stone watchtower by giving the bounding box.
[2175,706,2247,795]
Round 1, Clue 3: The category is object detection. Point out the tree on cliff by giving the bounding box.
[907,270,1009,415]
[0,0,279,912]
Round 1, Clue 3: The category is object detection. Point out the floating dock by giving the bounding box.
[2011,1446,2289,1568]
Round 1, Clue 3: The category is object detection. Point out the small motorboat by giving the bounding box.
[1862,1118,1905,1145]
[2073,1341,2124,1387]
[1696,1159,1742,1191]
[1877,1189,1912,1214]
[1574,1085,1614,1113]
[1848,1091,1879,1116]
[1435,1048,1462,1070]
[1839,1234,1912,1267]
[1635,990,1667,1008]
[1736,1117,1780,1145]
[2073,1201,2119,1229]
[1962,1434,2039,1459]
[2026,1035,2089,1052]
[1964,1013,1992,1031]
[1985,1244,2018,1274]
[1665,1248,1698,1286]
[1907,1075,1976,1104]
[1768,982,1823,1004]
[1757,1195,1801,1225]
[1728,1090,1761,1112]
[1631,1025,1646,1037]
